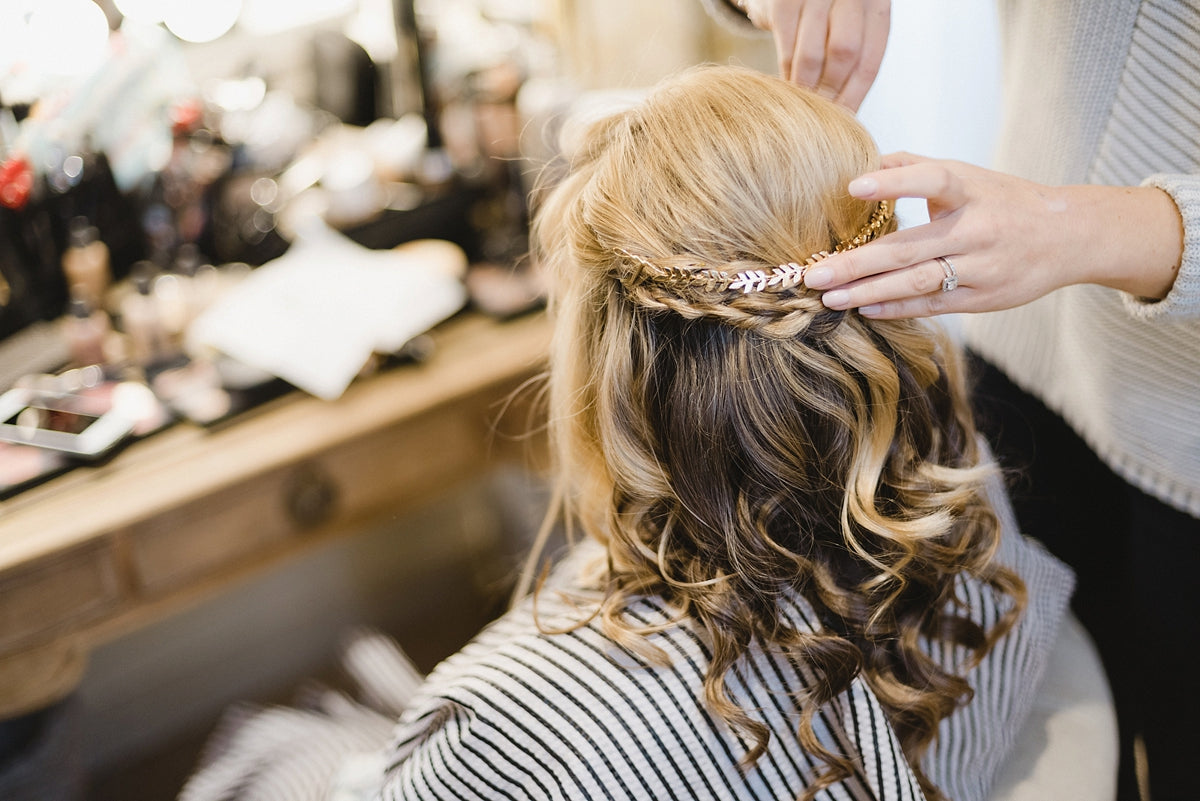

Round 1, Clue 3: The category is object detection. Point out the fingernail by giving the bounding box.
[848,176,878,197]
[805,266,833,288]
[822,289,850,308]
[858,304,882,316]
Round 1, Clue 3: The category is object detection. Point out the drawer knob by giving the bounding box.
[284,464,338,528]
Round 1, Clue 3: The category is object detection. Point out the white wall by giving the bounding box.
[856,0,1003,341]
[858,0,1002,223]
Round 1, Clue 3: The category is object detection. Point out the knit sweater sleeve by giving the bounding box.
[1124,174,1200,319]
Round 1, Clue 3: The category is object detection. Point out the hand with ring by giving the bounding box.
[737,0,891,111]
[803,152,1185,318]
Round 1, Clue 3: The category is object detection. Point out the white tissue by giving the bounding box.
[189,224,467,400]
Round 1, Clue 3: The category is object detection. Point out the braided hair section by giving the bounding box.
[605,199,891,339]
[614,255,837,338]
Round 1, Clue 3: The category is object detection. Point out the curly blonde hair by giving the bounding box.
[527,64,1025,801]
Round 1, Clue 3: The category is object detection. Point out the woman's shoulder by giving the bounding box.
[378,542,933,801]
[403,581,704,717]
[978,438,1075,601]
[377,571,729,800]
[924,439,1077,801]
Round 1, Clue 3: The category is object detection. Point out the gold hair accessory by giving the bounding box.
[614,200,892,294]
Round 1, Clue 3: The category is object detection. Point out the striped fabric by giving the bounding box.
[342,625,428,719]
[378,472,1074,801]
[180,691,396,801]
[963,0,1200,518]
[179,629,424,801]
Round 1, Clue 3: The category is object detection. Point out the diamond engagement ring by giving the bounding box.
[936,256,958,292]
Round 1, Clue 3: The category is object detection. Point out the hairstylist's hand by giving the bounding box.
[740,0,891,111]
[803,152,1184,317]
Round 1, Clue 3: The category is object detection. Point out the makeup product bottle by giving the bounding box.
[120,262,168,370]
[153,271,190,353]
[64,289,112,367]
[61,217,111,310]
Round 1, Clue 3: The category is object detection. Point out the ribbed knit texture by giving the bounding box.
[378,472,1074,801]
[963,0,1200,517]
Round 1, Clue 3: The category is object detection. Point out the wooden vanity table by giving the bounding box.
[0,310,551,720]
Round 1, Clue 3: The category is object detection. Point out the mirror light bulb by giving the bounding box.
[163,0,243,44]
[27,0,110,78]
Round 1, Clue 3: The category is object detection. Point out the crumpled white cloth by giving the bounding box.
[189,225,467,401]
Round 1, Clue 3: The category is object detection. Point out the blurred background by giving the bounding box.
[0,1,1001,798]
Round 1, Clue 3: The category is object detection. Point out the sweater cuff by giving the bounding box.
[1125,174,1200,319]
[697,0,765,35]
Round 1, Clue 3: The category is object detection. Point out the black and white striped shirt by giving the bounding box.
[378,478,1072,801]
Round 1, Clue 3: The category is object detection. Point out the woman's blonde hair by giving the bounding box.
[528,64,1024,801]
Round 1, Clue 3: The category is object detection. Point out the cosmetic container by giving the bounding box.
[120,262,169,369]
[61,218,111,310]
[64,292,111,368]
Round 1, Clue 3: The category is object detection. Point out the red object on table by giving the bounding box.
[0,156,33,211]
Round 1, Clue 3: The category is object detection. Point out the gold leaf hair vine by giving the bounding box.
[613,200,892,295]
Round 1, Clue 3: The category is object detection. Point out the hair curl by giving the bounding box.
[526,64,1024,801]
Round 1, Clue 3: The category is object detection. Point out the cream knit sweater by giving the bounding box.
[702,0,1200,518]
[967,0,1200,518]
